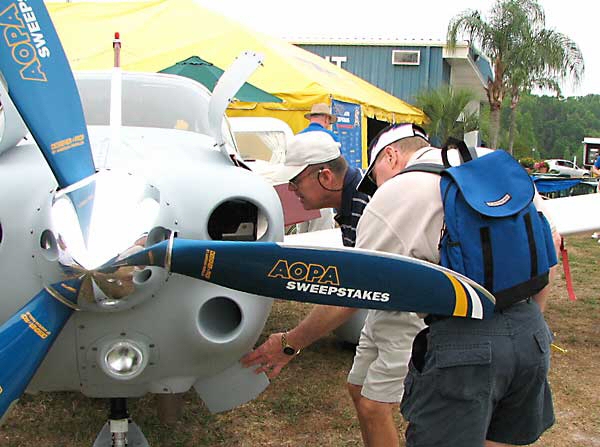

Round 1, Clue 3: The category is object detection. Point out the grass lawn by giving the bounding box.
[1,234,599,446]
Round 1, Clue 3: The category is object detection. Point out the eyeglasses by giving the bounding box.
[289,167,321,191]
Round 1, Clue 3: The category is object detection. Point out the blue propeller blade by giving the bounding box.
[113,238,496,319]
[0,0,95,187]
[0,278,81,422]
[0,0,95,240]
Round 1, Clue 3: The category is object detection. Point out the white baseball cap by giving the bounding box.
[357,123,429,195]
[277,131,342,182]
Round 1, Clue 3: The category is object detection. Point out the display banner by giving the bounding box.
[331,100,362,169]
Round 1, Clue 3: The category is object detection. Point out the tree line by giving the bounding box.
[479,93,600,164]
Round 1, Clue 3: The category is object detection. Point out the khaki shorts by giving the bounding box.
[347,310,425,403]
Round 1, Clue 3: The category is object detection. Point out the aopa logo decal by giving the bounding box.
[268,260,339,285]
[268,259,390,302]
[0,1,50,81]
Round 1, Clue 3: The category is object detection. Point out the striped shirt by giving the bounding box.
[334,166,370,247]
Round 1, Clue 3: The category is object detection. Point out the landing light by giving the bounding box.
[100,340,147,380]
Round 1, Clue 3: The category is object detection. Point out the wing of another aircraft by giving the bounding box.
[284,228,343,248]
[542,193,600,236]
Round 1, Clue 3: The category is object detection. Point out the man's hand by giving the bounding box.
[241,332,295,379]
[241,305,356,379]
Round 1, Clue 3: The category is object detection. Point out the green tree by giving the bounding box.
[511,93,600,163]
[505,18,583,154]
[447,0,583,151]
[414,85,479,144]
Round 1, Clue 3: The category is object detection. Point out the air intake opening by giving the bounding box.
[208,199,267,241]
[40,229,58,261]
[197,297,242,342]
[146,226,172,246]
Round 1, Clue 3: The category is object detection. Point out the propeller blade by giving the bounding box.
[0,278,81,423]
[112,239,496,319]
[0,0,95,186]
[0,0,95,240]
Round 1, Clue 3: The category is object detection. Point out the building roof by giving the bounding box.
[286,35,462,47]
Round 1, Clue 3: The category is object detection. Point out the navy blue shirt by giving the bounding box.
[298,122,340,142]
[335,166,370,247]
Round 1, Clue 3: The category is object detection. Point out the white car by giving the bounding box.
[545,159,590,177]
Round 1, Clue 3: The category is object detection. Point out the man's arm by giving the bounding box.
[533,228,561,312]
[240,305,357,379]
[532,192,562,312]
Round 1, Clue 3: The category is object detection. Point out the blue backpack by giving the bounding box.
[402,139,558,310]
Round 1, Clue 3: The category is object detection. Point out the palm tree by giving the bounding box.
[415,85,479,145]
[505,26,583,153]
[447,0,584,150]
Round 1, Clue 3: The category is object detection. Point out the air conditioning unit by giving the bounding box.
[391,50,420,66]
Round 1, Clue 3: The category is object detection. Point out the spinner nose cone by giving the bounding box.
[52,170,160,270]
[50,170,166,305]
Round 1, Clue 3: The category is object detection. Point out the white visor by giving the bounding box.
[357,123,429,195]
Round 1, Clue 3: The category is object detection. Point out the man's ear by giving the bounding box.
[388,146,403,168]
[321,167,340,186]
[385,146,396,164]
[318,167,332,183]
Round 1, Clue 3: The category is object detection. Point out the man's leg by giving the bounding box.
[348,383,399,447]
[347,384,369,446]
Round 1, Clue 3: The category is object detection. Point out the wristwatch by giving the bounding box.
[281,332,301,356]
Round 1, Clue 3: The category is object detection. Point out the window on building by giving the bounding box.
[391,50,420,66]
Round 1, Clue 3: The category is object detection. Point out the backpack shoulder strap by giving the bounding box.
[442,137,478,167]
[400,163,445,175]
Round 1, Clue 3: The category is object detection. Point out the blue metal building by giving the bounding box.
[293,37,493,144]
[294,37,493,103]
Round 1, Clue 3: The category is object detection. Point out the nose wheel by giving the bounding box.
[92,398,149,447]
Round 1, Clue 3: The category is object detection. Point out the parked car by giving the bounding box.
[545,159,590,177]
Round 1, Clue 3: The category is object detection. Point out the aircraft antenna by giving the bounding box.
[97,32,123,170]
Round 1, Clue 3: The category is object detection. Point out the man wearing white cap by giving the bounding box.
[355,123,557,447]
[241,129,424,447]
[295,102,341,231]
[275,131,369,246]
[298,102,340,142]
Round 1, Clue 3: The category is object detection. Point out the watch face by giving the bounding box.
[283,346,296,356]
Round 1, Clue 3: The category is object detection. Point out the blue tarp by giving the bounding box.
[532,177,582,193]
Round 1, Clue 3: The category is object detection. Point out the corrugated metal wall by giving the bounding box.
[297,44,450,104]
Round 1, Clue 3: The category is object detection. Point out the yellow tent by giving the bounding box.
[47,0,425,163]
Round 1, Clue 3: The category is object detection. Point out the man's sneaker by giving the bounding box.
[592,232,599,239]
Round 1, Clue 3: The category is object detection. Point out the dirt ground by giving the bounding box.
[1,234,599,446]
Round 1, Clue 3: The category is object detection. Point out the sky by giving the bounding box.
[197,0,600,97]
